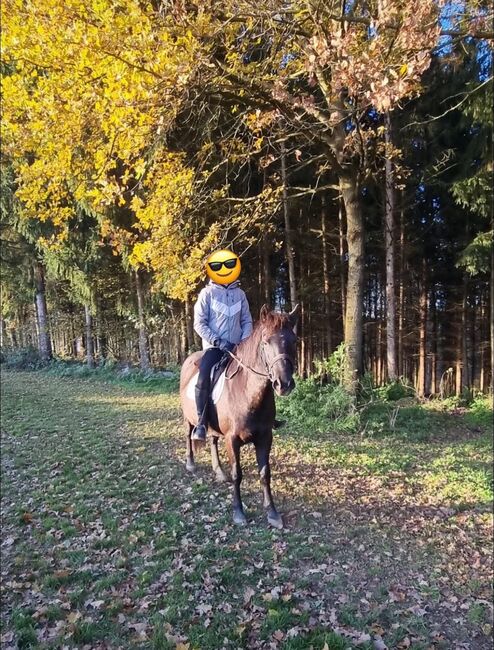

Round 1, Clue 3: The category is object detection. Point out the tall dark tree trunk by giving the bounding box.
[95,298,105,362]
[398,209,405,378]
[262,233,271,304]
[184,298,195,351]
[84,304,95,369]
[417,261,428,398]
[384,112,397,381]
[280,140,298,309]
[490,242,494,400]
[135,270,150,371]
[461,276,470,392]
[338,197,347,335]
[321,193,332,356]
[340,171,364,392]
[34,261,52,361]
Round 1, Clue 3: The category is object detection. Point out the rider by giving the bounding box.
[192,249,253,441]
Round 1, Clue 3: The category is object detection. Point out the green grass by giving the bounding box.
[1,370,492,649]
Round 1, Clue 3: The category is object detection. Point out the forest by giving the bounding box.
[1,0,493,396]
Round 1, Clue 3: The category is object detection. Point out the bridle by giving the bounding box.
[226,340,295,381]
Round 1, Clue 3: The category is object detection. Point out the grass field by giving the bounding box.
[1,370,492,649]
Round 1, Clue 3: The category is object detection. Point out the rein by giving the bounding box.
[226,342,294,381]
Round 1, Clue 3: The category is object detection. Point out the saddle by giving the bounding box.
[191,351,232,394]
[211,353,231,388]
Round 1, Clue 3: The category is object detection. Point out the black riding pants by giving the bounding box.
[196,347,224,421]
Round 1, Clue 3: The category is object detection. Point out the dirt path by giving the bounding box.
[1,371,492,649]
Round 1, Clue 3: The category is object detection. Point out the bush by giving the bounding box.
[276,376,360,434]
[464,394,493,430]
[44,358,180,392]
[0,346,44,370]
[372,379,416,402]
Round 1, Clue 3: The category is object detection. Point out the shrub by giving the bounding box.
[372,379,416,402]
[43,358,180,392]
[0,346,44,370]
[276,376,360,434]
[464,394,494,430]
[313,342,347,385]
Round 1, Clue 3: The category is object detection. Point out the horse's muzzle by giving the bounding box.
[273,377,295,396]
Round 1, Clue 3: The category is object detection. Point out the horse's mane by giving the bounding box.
[236,311,291,365]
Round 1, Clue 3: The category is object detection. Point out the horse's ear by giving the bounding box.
[260,304,270,322]
[288,303,300,330]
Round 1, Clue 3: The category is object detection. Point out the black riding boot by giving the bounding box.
[192,384,209,441]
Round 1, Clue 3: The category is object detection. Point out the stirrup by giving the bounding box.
[191,424,207,441]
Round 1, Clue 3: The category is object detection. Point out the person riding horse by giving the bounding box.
[192,263,253,441]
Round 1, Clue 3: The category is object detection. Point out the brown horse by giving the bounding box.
[179,304,299,528]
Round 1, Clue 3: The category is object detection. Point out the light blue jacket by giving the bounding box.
[193,280,253,350]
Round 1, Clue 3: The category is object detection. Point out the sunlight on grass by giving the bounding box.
[1,370,492,650]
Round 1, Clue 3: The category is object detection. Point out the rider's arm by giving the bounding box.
[239,292,253,341]
[193,290,218,346]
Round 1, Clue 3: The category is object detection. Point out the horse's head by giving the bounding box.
[259,304,299,396]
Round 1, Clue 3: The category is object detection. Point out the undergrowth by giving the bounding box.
[2,346,492,438]
[0,348,180,392]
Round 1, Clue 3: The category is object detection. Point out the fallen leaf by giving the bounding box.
[244,587,255,604]
[67,611,82,624]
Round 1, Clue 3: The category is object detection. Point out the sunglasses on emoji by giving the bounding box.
[208,259,238,272]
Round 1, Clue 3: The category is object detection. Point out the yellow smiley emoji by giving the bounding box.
[206,249,241,285]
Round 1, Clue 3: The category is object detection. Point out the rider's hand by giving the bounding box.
[216,339,234,352]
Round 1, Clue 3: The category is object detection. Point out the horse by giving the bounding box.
[179,304,299,528]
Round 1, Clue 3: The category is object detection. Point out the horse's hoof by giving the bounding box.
[267,513,283,529]
[233,509,247,525]
[186,461,196,473]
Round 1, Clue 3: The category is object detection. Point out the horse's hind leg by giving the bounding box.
[255,435,283,529]
[211,436,228,483]
[185,421,196,473]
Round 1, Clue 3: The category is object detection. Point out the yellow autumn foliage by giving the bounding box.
[1,0,218,298]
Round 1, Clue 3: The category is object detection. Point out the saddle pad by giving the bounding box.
[185,367,226,405]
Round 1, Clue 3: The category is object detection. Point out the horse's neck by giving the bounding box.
[235,332,271,406]
[236,330,263,373]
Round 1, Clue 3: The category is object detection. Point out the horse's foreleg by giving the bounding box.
[185,421,196,473]
[225,435,246,525]
[255,435,283,529]
[211,436,228,483]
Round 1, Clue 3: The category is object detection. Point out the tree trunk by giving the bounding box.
[0,317,6,348]
[280,140,298,309]
[135,270,150,372]
[431,291,437,395]
[262,233,271,304]
[398,209,405,378]
[184,298,195,351]
[461,276,470,392]
[34,261,52,361]
[95,299,105,362]
[417,262,428,398]
[321,193,332,356]
[341,171,364,392]
[338,196,347,336]
[490,241,494,400]
[84,304,95,369]
[384,112,397,382]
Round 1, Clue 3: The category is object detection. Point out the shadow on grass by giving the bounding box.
[2,371,492,650]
